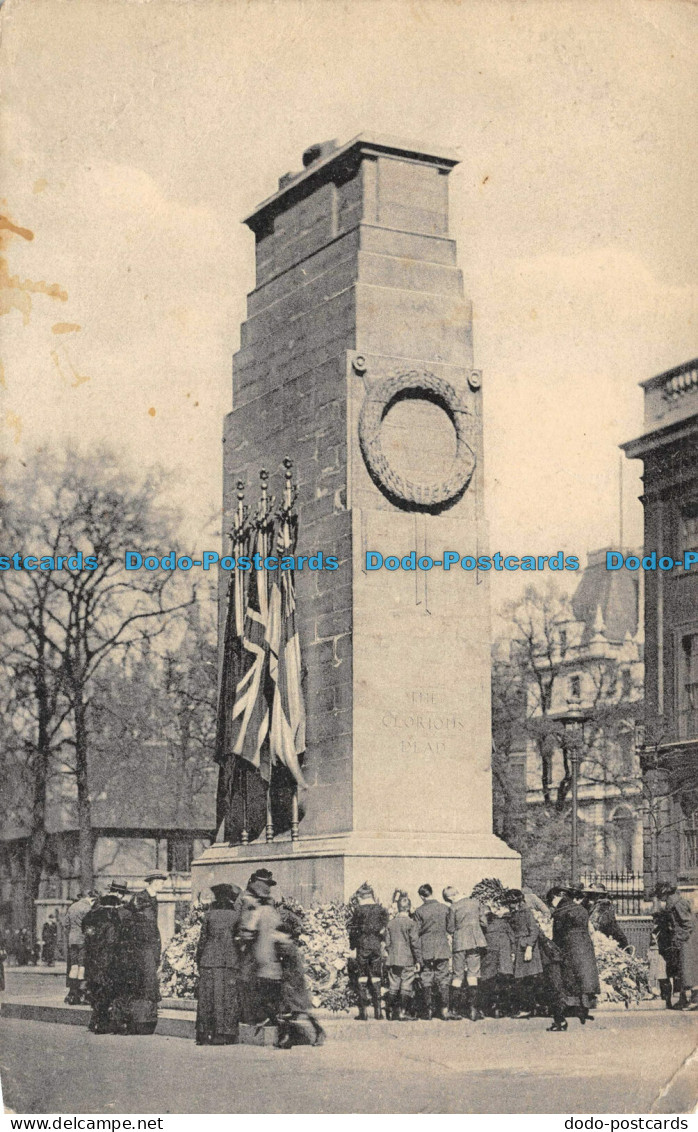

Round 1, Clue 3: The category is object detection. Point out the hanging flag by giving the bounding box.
[267,505,307,787]
[213,559,248,767]
[230,526,273,782]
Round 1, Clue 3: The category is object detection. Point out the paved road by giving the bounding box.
[1,1010,697,1114]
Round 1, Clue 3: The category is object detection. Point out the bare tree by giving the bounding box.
[1,446,191,891]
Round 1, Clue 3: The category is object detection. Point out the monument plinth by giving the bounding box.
[192,133,520,905]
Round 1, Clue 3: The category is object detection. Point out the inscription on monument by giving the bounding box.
[381,689,464,756]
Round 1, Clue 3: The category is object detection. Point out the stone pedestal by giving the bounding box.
[192,133,520,906]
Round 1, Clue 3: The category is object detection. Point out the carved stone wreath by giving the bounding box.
[358,370,476,509]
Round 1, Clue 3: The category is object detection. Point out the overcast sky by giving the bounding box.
[1,0,696,601]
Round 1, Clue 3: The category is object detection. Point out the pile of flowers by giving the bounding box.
[591,928,650,1006]
[159,900,206,1000]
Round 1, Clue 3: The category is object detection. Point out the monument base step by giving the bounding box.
[192,830,520,905]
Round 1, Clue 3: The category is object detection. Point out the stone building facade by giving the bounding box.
[623,357,698,899]
[498,551,644,876]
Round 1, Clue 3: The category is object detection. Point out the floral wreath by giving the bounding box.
[358,370,476,510]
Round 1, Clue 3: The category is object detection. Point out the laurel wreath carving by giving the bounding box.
[358,370,476,510]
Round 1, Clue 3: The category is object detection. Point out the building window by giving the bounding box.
[559,629,567,655]
[679,634,698,739]
[679,501,698,557]
[612,806,635,872]
[621,669,632,698]
[569,675,581,700]
[167,839,193,873]
[682,810,698,873]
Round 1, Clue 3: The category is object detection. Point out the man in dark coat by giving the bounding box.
[444,886,488,1020]
[41,915,58,966]
[83,883,130,1034]
[413,884,451,1020]
[347,883,389,1020]
[128,871,168,1034]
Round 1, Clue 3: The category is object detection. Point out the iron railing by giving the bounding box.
[580,870,645,916]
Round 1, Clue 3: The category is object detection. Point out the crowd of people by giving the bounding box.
[2,870,696,1048]
[349,882,600,1031]
[60,871,168,1034]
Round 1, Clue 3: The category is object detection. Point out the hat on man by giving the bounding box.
[144,871,168,884]
[584,883,607,897]
[109,882,129,895]
[248,878,272,901]
[210,883,240,904]
[504,888,525,906]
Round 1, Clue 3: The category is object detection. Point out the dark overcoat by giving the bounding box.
[348,903,389,960]
[480,914,515,980]
[552,898,600,998]
[130,889,162,1002]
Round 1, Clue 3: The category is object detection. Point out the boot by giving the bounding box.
[448,985,464,1019]
[355,983,369,1021]
[659,979,673,1009]
[419,985,433,1020]
[547,1019,568,1032]
[467,983,484,1022]
[383,992,395,1020]
[673,991,690,1011]
[370,980,384,1020]
[435,988,451,1021]
[397,992,412,1021]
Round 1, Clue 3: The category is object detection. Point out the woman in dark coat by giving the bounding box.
[195,883,242,1045]
[480,905,515,1017]
[549,886,600,1025]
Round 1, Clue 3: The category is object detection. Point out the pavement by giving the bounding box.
[1,970,697,1114]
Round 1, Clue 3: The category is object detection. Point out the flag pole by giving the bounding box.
[283,456,301,844]
[260,468,275,844]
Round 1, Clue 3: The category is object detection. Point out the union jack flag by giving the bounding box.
[229,528,273,783]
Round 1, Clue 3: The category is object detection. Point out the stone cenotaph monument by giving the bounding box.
[191,134,520,905]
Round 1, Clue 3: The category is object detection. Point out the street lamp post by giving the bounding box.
[562,709,587,888]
